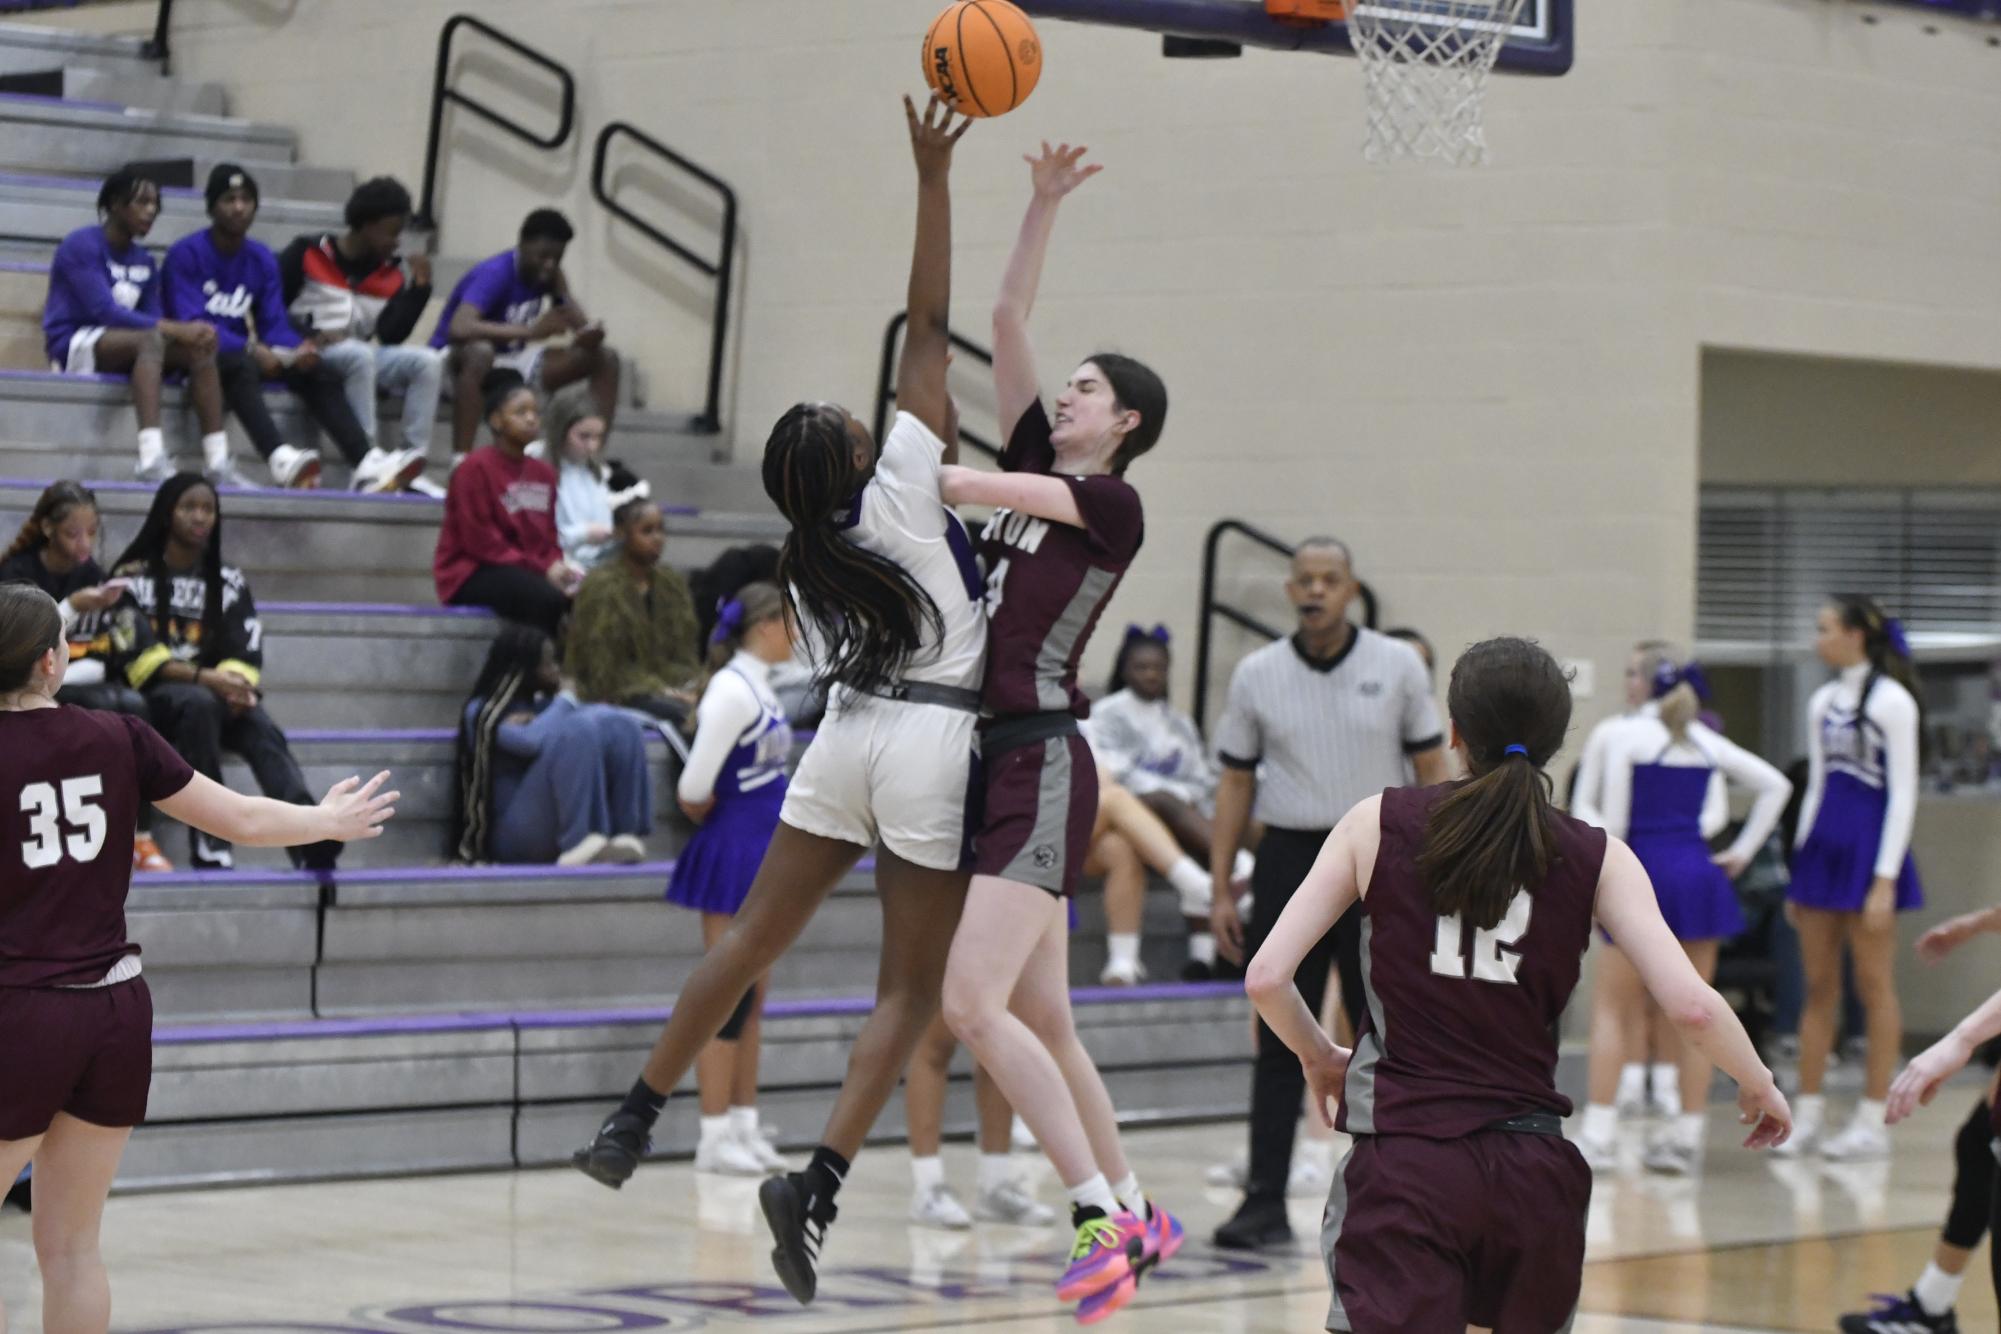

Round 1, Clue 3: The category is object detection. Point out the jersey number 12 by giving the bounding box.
[19,776,108,868]
[1429,892,1531,984]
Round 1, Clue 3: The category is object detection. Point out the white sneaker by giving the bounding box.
[1206,1156,1247,1188]
[599,834,647,864]
[693,1132,766,1177]
[1641,1134,1699,1177]
[734,1123,788,1174]
[266,444,322,489]
[1099,956,1147,986]
[1651,1089,1684,1119]
[1010,1116,1036,1152]
[351,446,427,494]
[910,1183,973,1230]
[406,473,448,499]
[206,457,257,489]
[135,453,176,484]
[556,833,608,867]
[1769,1120,1819,1159]
[974,1179,1055,1226]
[1289,1157,1331,1198]
[1576,1132,1620,1172]
[1818,1119,1890,1162]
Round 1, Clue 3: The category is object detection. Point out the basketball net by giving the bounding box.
[1345,0,1531,166]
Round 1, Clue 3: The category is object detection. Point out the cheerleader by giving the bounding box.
[1576,658,1791,1175]
[667,583,796,1177]
[1779,595,1925,1162]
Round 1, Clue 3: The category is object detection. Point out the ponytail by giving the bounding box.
[704,581,785,675]
[761,403,941,696]
[1647,655,1709,744]
[1831,593,1926,747]
[1415,637,1573,931]
[3,481,98,565]
[1656,683,1699,742]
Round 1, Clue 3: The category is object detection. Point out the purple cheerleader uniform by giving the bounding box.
[1626,754,1743,942]
[1790,674,1922,914]
[666,664,792,916]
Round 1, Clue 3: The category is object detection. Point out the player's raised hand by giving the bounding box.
[1887,1031,1974,1125]
[1736,1079,1792,1150]
[319,770,398,842]
[1024,141,1100,201]
[905,93,972,179]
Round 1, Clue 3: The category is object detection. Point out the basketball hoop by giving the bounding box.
[1345,0,1532,166]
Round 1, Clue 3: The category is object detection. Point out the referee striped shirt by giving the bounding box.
[1213,628,1444,831]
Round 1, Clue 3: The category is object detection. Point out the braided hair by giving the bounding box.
[761,403,941,696]
[451,622,548,862]
[111,473,225,664]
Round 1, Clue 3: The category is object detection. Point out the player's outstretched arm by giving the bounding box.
[1595,837,1790,1148]
[939,465,1083,528]
[1888,987,2001,1124]
[992,141,1099,434]
[897,94,970,445]
[157,770,397,848]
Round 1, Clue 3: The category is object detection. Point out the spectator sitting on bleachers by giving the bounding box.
[541,383,639,570]
[164,164,421,493]
[430,208,621,460]
[0,480,173,872]
[42,164,228,484]
[278,175,442,495]
[453,622,653,866]
[109,472,338,872]
[566,496,700,724]
[434,371,582,640]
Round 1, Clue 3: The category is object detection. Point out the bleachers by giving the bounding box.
[0,17,1250,1189]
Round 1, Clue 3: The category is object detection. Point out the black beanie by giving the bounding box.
[204,163,259,212]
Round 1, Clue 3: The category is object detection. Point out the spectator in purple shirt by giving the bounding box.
[429,209,621,460]
[164,165,420,493]
[41,164,227,484]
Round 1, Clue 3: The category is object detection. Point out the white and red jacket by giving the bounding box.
[277,232,430,344]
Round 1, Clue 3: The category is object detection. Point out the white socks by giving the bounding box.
[1674,1111,1706,1149]
[1167,856,1212,916]
[976,1153,1014,1195]
[1852,1098,1888,1131]
[201,431,230,469]
[729,1105,760,1139]
[1914,1260,1964,1316]
[1111,1170,1146,1218]
[1581,1102,1618,1143]
[1187,933,1217,966]
[911,1154,945,1193]
[1649,1063,1679,1107]
[698,1113,730,1146]
[1066,1172,1119,1218]
[1794,1093,1825,1138]
[1106,933,1141,973]
[137,426,166,469]
[1616,1063,1646,1108]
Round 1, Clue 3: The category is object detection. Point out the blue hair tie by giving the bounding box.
[1884,617,1912,660]
[1124,622,1171,647]
[1503,744,1529,759]
[710,597,745,647]
[1651,659,1712,704]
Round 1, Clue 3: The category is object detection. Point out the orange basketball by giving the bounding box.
[922,0,1043,119]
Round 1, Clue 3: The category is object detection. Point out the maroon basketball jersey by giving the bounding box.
[978,402,1144,718]
[1337,783,1607,1139]
[0,705,192,987]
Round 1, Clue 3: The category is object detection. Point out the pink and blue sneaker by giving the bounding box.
[1056,1210,1145,1304]
[1136,1199,1184,1268]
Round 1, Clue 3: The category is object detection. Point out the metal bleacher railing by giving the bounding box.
[871,310,1003,462]
[414,13,577,233]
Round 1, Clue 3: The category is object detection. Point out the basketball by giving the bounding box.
[922,0,1043,119]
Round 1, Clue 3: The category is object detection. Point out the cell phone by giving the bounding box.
[99,578,133,594]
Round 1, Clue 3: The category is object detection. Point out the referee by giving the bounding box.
[1209,536,1448,1250]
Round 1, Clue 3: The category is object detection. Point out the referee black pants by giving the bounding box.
[1244,825,1365,1207]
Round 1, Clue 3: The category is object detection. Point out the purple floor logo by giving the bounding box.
[123,1250,1294,1331]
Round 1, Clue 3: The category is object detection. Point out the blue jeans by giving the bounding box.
[491,706,652,863]
[317,339,445,455]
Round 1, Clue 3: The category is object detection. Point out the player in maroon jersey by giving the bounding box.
[0,583,394,1334]
[1247,636,1790,1334]
[933,140,1178,1324]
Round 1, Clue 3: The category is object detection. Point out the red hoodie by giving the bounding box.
[434,446,561,603]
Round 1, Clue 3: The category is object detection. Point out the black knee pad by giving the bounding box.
[717,986,757,1041]
[1943,1094,1996,1250]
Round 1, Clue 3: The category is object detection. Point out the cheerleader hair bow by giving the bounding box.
[1124,623,1171,647]
[711,598,746,647]
[1883,617,1913,660]
[1651,659,1712,703]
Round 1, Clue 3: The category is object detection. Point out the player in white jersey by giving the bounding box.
[572,98,984,1307]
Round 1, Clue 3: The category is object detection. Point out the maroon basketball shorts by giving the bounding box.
[1323,1128,1591,1333]
[0,977,154,1140]
[972,713,1097,898]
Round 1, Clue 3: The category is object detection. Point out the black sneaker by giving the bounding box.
[3,1173,28,1213]
[1838,1291,1957,1333]
[1211,1196,1293,1250]
[1179,958,1215,982]
[760,1171,837,1305]
[570,1110,651,1189]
